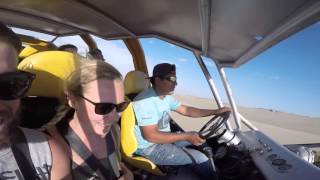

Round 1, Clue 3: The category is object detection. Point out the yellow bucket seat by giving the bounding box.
[18,51,78,103]
[17,51,78,128]
[121,71,166,176]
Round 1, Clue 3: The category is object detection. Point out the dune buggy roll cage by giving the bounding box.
[4,0,320,132]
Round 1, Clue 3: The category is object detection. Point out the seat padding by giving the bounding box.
[121,71,166,175]
[18,51,79,103]
[17,51,78,128]
[124,71,150,96]
[120,102,165,175]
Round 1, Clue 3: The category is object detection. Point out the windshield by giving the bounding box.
[205,22,320,145]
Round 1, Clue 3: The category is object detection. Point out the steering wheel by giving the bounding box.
[199,111,231,139]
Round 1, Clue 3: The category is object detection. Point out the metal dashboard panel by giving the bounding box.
[237,130,320,180]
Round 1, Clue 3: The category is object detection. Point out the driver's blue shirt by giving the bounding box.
[133,88,181,150]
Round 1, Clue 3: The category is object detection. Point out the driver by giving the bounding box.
[133,63,231,179]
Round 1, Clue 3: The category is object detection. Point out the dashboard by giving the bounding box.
[236,130,320,180]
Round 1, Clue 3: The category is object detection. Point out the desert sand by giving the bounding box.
[171,95,320,145]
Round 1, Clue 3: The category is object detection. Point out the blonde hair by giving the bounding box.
[66,57,122,97]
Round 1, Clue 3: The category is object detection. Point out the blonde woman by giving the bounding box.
[50,58,133,180]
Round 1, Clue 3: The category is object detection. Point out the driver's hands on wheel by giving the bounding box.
[214,107,231,115]
[199,108,232,139]
[186,132,205,146]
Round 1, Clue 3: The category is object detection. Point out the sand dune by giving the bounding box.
[171,95,320,145]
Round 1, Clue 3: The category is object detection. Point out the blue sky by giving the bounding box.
[13,22,320,118]
[137,22,320,118]
[224,23,320,118]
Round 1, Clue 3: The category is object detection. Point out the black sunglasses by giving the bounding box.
[0,71,35,100]
[79,95,129,115]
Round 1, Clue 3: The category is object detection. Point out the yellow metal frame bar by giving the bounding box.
[123,38,149,76]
